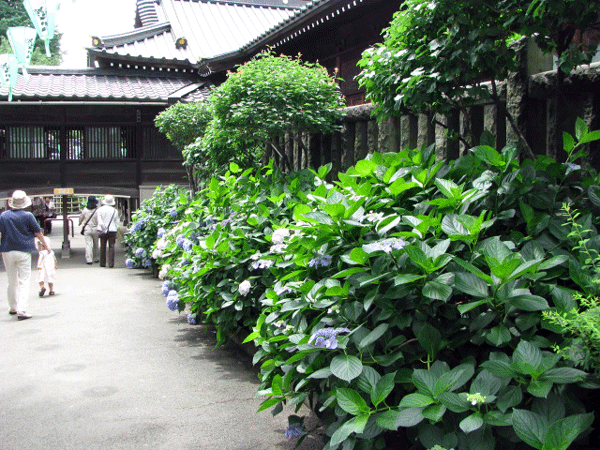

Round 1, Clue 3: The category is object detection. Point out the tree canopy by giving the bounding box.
[357,0,600,151]
[0,0,62,65]
[184,51,345,173]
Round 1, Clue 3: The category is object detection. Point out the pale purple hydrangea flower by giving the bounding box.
[125,258,135,268]
[308,254,332,267]
[166,290,179,311]
[270,244,287,253]
[309,327,351,350]
[169,208,178,218]
[182,259,191,266]
[565,163,581,175]
[142,259,152,268]
[275,285,295,295]
[284,423,305,439]
[187,314,197,325]
[252,259,274,270]
[157,228,165,238]
[135,247,146,258]
[175,235,186,248]
[374,238,406,253]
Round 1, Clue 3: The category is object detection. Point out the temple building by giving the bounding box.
[0,0,401,203]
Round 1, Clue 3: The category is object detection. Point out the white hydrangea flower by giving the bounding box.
[238,280,251,296]
[158,264,171,280]
[272,228,290,245]
[156,237,167,250]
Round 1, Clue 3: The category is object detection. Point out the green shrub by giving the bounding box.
[140,121,600,449]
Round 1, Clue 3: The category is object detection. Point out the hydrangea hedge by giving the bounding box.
[124,184,188,270]
[130,122,600,450]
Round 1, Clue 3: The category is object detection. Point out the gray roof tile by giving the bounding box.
[0,67,212,103]
[89,0,312,66]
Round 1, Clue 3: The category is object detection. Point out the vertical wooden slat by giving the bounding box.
[340,121,355,170]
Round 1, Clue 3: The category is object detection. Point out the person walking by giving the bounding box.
[97,195,120,268]
[43,196,56,235]
[36,236,57,297]
[79,196,100,265]
[31,196,46,230]
[0,190,49,320]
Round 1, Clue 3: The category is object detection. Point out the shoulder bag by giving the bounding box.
[80,209,97,236]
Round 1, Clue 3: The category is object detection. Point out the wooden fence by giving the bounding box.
[270,58,600,174]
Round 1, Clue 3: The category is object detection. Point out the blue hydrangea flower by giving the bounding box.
[176,235,186,248]
[125,258,135,268]
[130,221,143,233]
[157,228,165,238]
[169,208,178,218]
[284,423,305,439]
[161,280,174,296]
[135,247,146,258]
[308,254,333,267]
[182,239,193,252]
[182,259,191,266]
[142,258,153,268]
[309,327,351,350]
[187,314,197,325]
[166,290,179,311]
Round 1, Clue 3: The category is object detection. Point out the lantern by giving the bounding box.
[7,27,37,80]
[23,0,59,57]
[0,54,19,102]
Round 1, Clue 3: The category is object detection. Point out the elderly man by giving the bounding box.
[0,190,49,320]
[96,194,121,268]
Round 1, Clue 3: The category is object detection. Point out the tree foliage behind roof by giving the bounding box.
[357,0,600,135]
[0,0,62,65]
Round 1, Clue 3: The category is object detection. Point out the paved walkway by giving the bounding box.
[0,221,323,450]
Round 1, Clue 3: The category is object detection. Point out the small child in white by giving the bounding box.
[37,236,57,297]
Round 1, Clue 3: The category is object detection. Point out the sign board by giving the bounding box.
[54,188,74,195]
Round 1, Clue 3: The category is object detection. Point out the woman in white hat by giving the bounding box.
[96,194,121,268]
[0,190,49,320]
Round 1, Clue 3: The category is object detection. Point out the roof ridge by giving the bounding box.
[238,0,326,51]
[180,0,307,8]
[138,0,160,26]
[93,22,171,48]
[25,67,196,79]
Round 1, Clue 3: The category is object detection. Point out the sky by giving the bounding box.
[56,0,138,68]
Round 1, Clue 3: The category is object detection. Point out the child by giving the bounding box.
[37,236,57,297]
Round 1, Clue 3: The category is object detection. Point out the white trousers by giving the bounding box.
[2,251,32,313]
[84,230,99,263]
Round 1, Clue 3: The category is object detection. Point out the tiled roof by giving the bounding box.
[0,67,212,103]
[89,0,319,68]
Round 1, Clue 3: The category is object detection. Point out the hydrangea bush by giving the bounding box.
[242,142,600,449]
[154,160,317,343]
[123,185,189,270]
[130,121,600,449]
